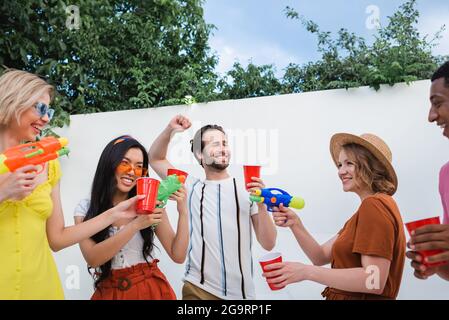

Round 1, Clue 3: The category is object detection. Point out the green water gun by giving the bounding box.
[156,174,185,207]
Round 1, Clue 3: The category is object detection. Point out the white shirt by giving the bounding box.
[183,175,258,300]
[74,199,151,270]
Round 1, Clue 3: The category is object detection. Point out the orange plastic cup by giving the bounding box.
[136,178,160,214]
[243,165,261,190]
[405,216,447,267]
[259,252,285,291]
[167,168,188,184]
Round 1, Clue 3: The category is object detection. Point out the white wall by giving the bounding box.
[54,80,449,300]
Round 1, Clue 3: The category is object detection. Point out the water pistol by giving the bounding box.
[0,137,70,175]
[250,188,305,212]
[156,174,186,208]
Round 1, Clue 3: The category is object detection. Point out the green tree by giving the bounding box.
[282,0,447,92]
[216,62,282,100]
[0,0,218,127]
[2,0,447,121]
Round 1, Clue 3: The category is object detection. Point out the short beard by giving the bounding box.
[206,161,229,171]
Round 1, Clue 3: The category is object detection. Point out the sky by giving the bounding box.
[203,0,449,77]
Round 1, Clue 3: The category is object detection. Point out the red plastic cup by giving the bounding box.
[259,252,285,291]
[167,168,188,184]
[136,178,160,214]
[243,165,261,190]
[405,216,447,267]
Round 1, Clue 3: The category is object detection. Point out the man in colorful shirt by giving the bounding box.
[407,61,449,281]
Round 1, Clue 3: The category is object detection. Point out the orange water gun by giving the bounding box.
[0,137,69,175]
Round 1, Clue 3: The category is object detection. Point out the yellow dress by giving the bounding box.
[0,160,64,299]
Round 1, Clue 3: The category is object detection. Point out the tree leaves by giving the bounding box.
[1,0,447,124]
[217,62,282,100]
[218,0,446,100]
[1,0,218,127]
[281,0,447,94]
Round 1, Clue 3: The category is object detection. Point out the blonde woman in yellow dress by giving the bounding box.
[0,69,142,299]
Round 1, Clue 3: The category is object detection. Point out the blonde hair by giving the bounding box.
[343,143,396,196]
[0,69,54,126]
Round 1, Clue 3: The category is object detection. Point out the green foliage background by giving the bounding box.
[1,0,447,129]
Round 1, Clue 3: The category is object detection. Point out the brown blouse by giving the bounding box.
[322,194,406,300]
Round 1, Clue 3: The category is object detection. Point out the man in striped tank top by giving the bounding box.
[149,115,277,299]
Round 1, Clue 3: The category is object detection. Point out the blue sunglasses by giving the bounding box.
[35,102,55,120]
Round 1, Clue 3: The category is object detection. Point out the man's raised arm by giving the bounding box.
[148,115,191,179]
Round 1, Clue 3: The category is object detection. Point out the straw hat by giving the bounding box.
[329,133,398,193]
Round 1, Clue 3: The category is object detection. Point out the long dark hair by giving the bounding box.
[83,135,155,288]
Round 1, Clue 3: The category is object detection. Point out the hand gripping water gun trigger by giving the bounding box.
[250,188,305,212]
[0,137,70,175]
[156,174,186,208]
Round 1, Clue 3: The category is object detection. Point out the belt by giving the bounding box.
[98,260,168,291]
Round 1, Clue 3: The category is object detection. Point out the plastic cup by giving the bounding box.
[258,252,285,291]
[405,216,447,267]
[243,165,261,190]
[167,168,188,184]
[136,178,160,214]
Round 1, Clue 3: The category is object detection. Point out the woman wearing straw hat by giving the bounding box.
[262,133,406,300]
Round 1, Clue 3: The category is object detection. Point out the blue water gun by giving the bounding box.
[250,188,305,212]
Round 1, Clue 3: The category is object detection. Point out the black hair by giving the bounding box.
[83,135,155,289]
[190,124,226,166]
[431,61,449,87]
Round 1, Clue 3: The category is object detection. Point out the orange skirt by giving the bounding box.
[91,260,177,300]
